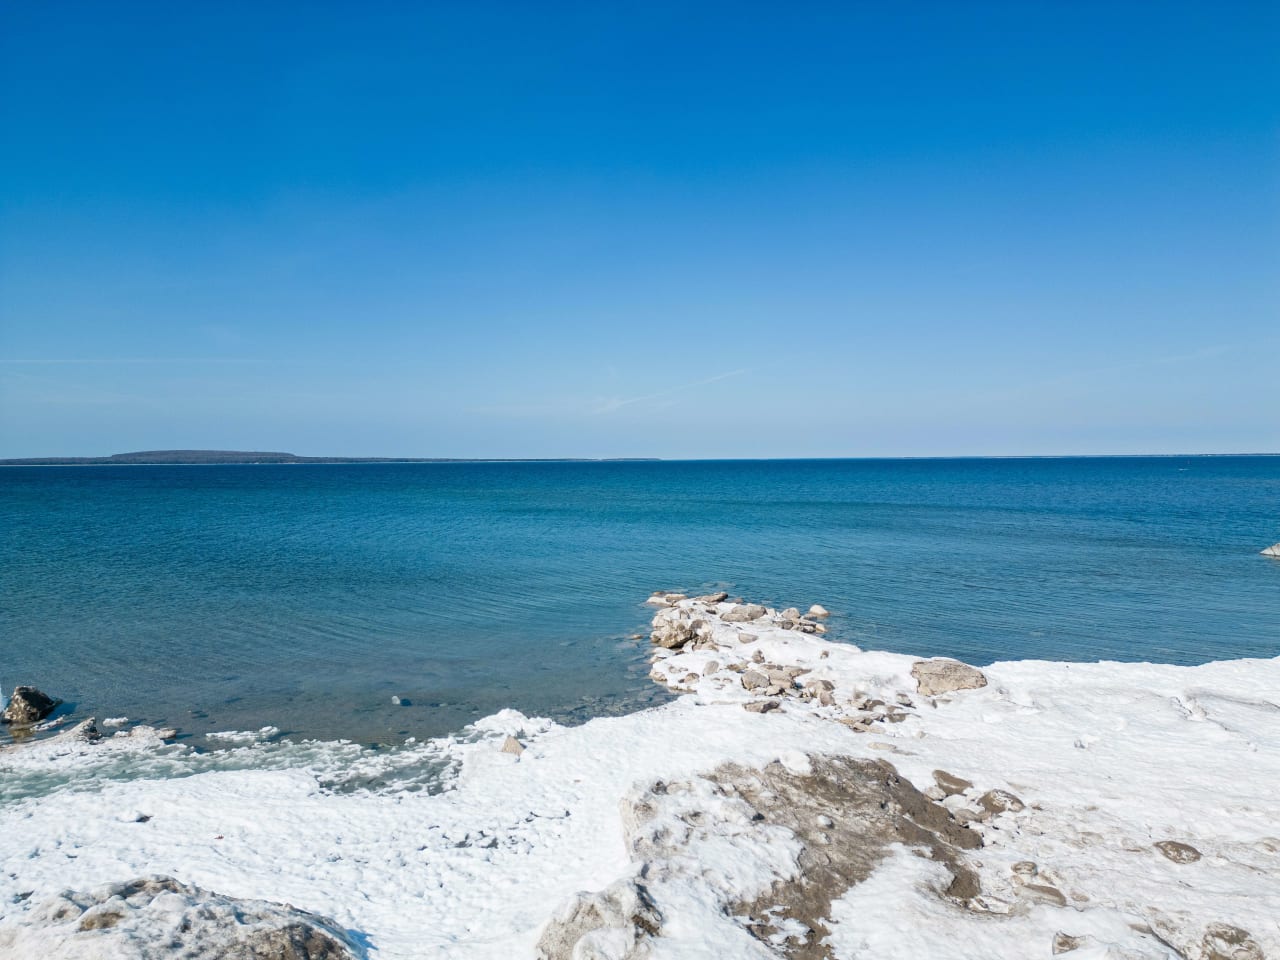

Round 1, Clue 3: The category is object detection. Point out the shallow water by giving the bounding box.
[3,457,1278,744]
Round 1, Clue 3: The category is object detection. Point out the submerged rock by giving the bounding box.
[910,659,988,697]
[0,875,363,959]
[2,686,61,725]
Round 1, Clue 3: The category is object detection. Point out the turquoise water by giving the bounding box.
[3,457,1278,744]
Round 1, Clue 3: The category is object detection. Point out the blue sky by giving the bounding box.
[1,1,1276,458]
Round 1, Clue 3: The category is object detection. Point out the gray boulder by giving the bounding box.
[0,875,363,959]
[721,604,766,623]
[910,659,988,697]
[2,686,61,725]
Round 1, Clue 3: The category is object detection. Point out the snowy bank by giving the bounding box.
[1,593,1278,959]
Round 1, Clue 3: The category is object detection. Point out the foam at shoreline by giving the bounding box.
[2,594,1277,958]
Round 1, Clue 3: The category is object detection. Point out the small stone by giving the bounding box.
[977,789,1025,817]
[1011,861,1038,877]
[780,607,801,620]
[1052,932,1084,954]
[500,735,524,756]
[696,592,729,603]
[1021,883,1067,907]
[741,671,769,691]
[737,631,758,644]
[751,650,765,664]
[807,604,830,618]
[932,770,974,796]
[743,700,779,714]
[1154,840,1202,864]
[819,650,830,659]
[702,660,720,676]
[681,673,700,685]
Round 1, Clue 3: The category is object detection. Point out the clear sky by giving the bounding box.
[1,2,1276,458]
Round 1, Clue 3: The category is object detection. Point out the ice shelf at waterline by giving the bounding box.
[1,593,1277,959]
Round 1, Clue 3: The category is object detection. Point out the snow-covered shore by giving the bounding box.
[1,593,1277,958]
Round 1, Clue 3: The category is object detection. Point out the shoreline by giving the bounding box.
[1,593,1277,957]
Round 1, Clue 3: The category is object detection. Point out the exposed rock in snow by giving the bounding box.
[2,686,61,725]
[0,875,363,959]
[910,658,988,697]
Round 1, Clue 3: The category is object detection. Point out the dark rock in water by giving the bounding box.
[2,686,61,725]
[0,875,364,958]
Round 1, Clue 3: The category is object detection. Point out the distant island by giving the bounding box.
[0,450,661,466]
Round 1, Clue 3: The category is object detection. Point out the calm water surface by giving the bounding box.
[3,457,1278,744]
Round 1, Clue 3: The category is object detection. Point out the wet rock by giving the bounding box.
[807,604,830,618]
[743,700,780,714]
[2,686,61,725]
[911,659,988,697]
[1154,839,1202,864]
[977,789,1025,817]
[1260,543,1280,558]
[932,770,974,796]
[722,604,767,622]
[0,876,363,959]
[696,592,729,603]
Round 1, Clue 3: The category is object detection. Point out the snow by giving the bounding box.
[1,595,1278,958]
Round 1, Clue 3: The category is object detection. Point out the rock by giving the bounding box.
[702,660,720,676]
[1154,839,1201,864]
[61,719,102,744]
[911,659,988,697]
[780,607,801,620]
[2,686,61,725]
[743,700,780,713]
[0,876,362,959]
[932,770,974,796]
[695,592,729,603]
[722,604,766,622]
[977,789,1025,817]
[751,650,765,664]
[741,671,769,691]
[737,631,758,644]
[500,735,525,756]
[1261,543,1280,558]
[1201,923,1264,960]
[1052,932,1084,954]
[650,616,697,650]
[807,604,830,618]
[1021,883,1067,907]
[536,879,660,960]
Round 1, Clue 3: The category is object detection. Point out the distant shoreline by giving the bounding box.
[1,451,1277,466]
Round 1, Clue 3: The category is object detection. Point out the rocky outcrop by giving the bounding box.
[910,658,988,697]
[0,876,363,959]
[2,686,61,725]
[1261,543,1280,558]
[537,755,981,960]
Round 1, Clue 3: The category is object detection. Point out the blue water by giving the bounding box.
[3,457,1278,744]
